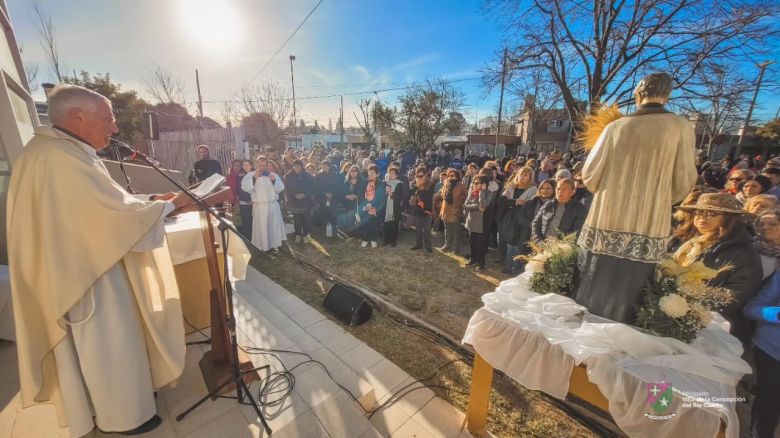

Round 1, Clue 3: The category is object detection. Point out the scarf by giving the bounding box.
[674,234,716,267]
[755,235,780,261]
[365,180,376,202]
[444,178,459,204]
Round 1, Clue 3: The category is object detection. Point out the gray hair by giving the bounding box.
[634,72,674,100]
[555,169,572,180]
[47,84,109,125]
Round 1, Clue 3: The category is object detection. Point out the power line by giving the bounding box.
[244,0,324,87]
[202,76,481,105]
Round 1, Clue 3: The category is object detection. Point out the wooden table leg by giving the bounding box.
[466,353,494,437]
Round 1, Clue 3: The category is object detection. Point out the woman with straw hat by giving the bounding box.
[675,193,763,345]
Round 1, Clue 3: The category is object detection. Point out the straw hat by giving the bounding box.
[678,193,747,215]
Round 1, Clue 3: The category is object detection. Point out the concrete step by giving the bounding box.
[234,266,477,438]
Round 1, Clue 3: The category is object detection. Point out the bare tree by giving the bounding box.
[677,63,752,157]
[24,63,39,93]
[353,98,377,145]
[31,3,64,82]
[238,79,292,130]
[392,78,466,151]
[143,61,187,105]
[484,0,779,126]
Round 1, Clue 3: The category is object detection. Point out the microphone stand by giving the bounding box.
[112,140,272,435]
[111,141,135,193]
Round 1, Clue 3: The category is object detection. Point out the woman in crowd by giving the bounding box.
[383,167,404,247]
[743,271,780,438]
[530,178,587,242]
[503,160,518,180]
[439,169,467,254]
[479,165,502,253]
[745,194,779,216]
[536,159,554,183]
[343,165,366,234]
[462,162,478,190]
[674,193,763,345]
[226,159,243,203]
[737,175,773,205]
[305,162,317,177]
[755,210,780,279]
[410,167,435,252]
[358,165,386,248]
[464,174,492,270]
[499,166,538,274]
[284,159,316,243]
[722,168,755,195]
[340,161,353,177]
[669,188,714,252]
[237,159,254,238]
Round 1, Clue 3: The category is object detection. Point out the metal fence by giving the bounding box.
[151,126,245,181]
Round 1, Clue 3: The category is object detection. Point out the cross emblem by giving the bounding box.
[650,385,661,396]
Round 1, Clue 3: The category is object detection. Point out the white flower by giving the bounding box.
[659,294,690,318]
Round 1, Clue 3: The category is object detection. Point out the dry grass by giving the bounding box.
[248,228,601,438]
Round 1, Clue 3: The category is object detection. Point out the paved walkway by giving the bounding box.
[0,266,479,437]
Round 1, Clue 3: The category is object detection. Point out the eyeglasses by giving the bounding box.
[729,177,744,182]
[694,210,724,219]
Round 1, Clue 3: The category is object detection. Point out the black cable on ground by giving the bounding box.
[274,245,617,437]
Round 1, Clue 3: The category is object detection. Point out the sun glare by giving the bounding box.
[177,0,243,52]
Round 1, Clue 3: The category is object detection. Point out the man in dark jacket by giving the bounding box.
[193,144,222,182]
[315,160,342,237]
[531,178,587,241]
[284,159,316,243]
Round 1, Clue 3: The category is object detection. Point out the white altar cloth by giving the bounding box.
[462,273,751,438]
[164,211,251,280]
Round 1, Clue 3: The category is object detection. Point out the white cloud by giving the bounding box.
[392,53,440,71]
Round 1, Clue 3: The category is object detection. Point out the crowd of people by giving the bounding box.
[213,144,593,273]
[195,141,780,436]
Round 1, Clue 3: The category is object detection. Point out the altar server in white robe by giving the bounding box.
[241,156,287,253]
[7,84,190,437]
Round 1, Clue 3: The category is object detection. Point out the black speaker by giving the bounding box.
[323,283,373,326]
[141,111,160,140]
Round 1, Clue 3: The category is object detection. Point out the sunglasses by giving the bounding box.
[729,177,744,182]
[694,211,724,219]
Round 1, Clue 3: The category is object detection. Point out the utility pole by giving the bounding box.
[495,47,508,157]
[195,69,204,128]
[735,60,774,158]
[340,95,344,148]
[289,55,298,148]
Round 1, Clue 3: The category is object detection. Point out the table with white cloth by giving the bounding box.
[462,273,750,438]
[164,211,251,333]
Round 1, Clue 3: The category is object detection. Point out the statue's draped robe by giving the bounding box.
[575,106,697,322]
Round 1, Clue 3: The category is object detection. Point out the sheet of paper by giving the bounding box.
[191,174,226,198]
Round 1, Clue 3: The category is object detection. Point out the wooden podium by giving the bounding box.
[170,186,258,395]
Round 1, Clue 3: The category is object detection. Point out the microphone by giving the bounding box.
[110,139,156,164]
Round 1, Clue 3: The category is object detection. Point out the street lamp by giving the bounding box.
[289,55,298,148]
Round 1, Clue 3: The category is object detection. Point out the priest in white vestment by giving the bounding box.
[7,84,189,437]
[241,156,287,253]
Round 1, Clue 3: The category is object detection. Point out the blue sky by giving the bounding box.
[8,0,504,127]
[7,0,779,127]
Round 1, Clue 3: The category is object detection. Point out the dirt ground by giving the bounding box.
[247,225,603,438]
